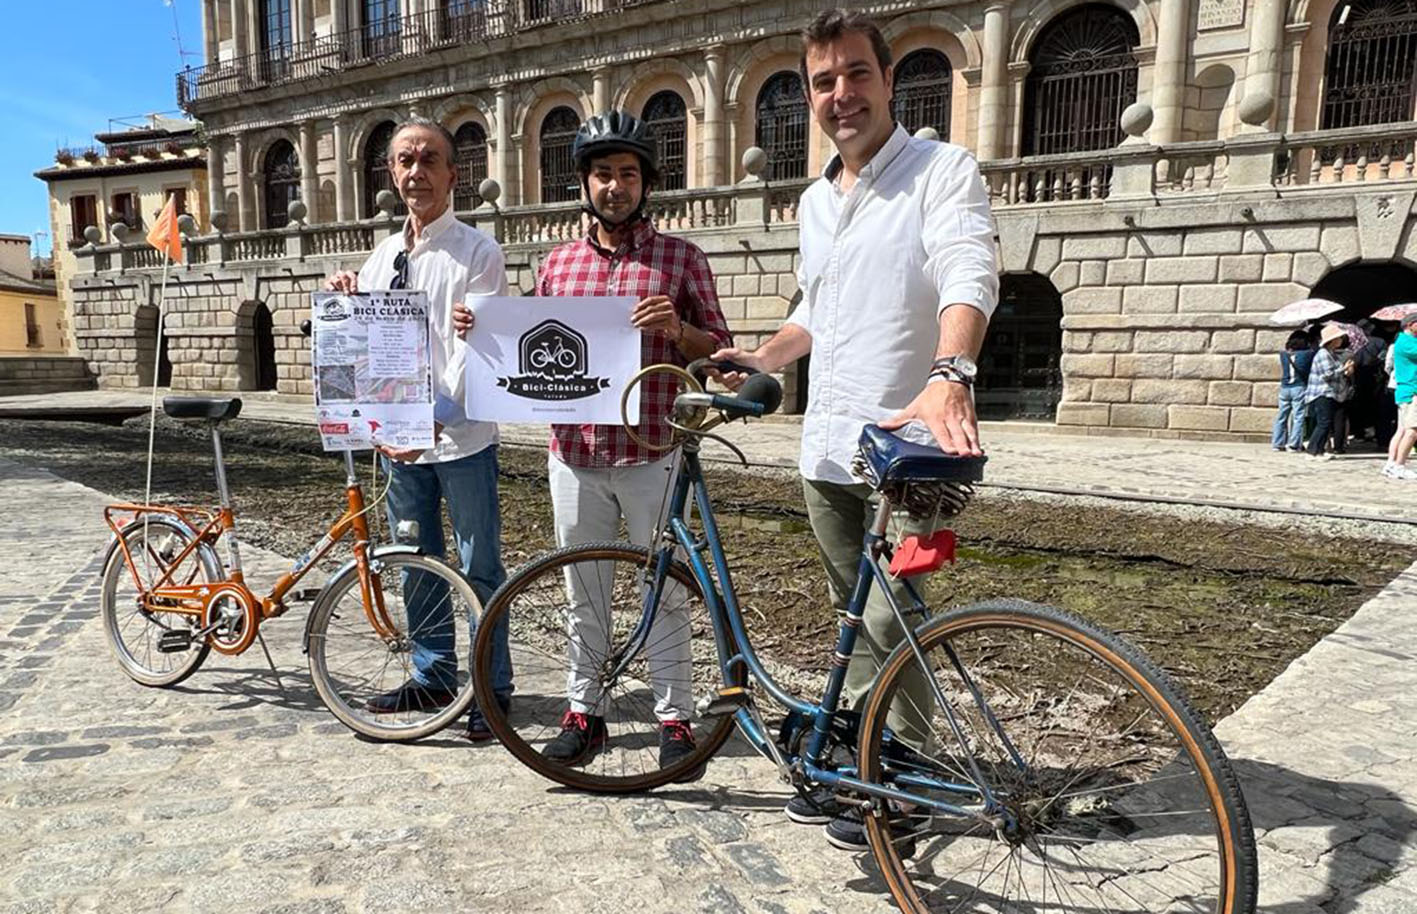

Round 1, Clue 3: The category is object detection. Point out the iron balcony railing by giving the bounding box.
[177,0,665,107]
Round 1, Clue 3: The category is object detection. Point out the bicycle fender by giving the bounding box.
[299,544,424,654]
[103,514,222,580]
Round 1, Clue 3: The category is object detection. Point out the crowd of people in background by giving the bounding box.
[1273,312,1417,477]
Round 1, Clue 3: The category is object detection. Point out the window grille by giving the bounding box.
[642,90,687,190]
[540,106,582,203]
[893,49,952,139]
[454,122,489,211]
[1021,4,1139,156]
[363,121,406,217]
[263,140,301,229]
[755,72,807,181]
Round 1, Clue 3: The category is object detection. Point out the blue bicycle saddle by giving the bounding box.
[856,424,988,485]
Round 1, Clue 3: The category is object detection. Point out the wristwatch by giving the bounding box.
[929,355,978,387]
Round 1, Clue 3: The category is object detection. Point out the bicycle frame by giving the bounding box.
[623,439,1011,824]
[104,430,400,650]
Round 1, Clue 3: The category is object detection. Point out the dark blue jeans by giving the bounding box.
[1305,396,1337,456]
[383,446,511,698]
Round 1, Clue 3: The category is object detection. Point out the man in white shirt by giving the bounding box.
[712,8,998,851]
[324,119,512,737]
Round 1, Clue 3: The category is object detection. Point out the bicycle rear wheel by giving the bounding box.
[307,551,481,741]
[100,517,219,687]
[473,542,740,793]
[858,599,1257,914]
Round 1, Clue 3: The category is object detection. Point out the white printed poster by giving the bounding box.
[310,290,435,451]
[464,296,640,423]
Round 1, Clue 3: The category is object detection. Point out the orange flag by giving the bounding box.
[146,195,183,264]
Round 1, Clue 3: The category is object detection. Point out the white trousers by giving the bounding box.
[547,452,692,721]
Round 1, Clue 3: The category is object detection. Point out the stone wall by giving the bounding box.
[0,356,96,395]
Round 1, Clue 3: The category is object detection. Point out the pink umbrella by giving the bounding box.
[1267,298,1343,325]
[1371,303,1417,321]
[1325,321,1368,351]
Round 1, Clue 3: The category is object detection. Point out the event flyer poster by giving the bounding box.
[463,296,640,424]
[310,290,435,451]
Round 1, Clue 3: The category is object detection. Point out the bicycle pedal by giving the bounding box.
[157,630,193,653]
[695,686,751,718]
[289,587,322,603]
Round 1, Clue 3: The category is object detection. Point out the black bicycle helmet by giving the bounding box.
[572,110,659,180]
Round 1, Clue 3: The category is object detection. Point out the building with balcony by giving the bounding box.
[35,115,210,348]
[64,0,1417,434]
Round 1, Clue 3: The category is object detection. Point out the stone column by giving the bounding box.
[230,0,248,59]
[333,115,352,222]
[1151,0,1191,144]
[496,86,517,205]
[233,133,250,231]
[332,0,348,36]
[593,68,611,115]
[1239,0,1288,132]
[207,135,228,221]
[977,3,1010,160]
[294,0,314,42]
[703,46,726,186]
[245,0,261,57]
[203,0,219,66]
[299,120,320,222]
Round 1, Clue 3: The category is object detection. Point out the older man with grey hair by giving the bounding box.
[323,117,512,738]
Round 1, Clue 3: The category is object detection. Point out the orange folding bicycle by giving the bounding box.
[99,396,482,741]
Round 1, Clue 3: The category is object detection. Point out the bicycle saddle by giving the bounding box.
[856,424,987,485]
[162,396,243,422]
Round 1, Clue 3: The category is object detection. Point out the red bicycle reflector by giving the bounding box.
[888,530,956,577]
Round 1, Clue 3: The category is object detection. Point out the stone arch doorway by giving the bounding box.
[135,305,172,388]
[1311,261,1417,323]
[977,273,1063,420]
[237,301,280,391]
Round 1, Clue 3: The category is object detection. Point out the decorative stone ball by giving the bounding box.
[741,146,768,178]
[478,178,502,205]
[286,199,308,224]
[111,222,131,242]
[375,189,399,216]
[210,210,229,233]
[1237,91,1275,126]
[177,214,197,236]
[1120,102,1153,138]
[913,127,940,142]
[82,225,102,245]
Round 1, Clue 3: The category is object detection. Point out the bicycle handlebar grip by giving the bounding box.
[686,357,759,380]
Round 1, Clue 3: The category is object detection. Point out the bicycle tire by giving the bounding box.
[473,541,742,793]
[858,599,1257,914]
[307,551,481,741]
[100,516,219,687]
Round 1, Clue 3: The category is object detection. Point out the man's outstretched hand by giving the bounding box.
[878,381,983,456]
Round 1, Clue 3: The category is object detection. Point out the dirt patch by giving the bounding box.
[2,416,1410,723]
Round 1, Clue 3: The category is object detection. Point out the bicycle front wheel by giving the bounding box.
[100,516,219,687]
[473,542,740,793]
[307,551,481,741]
[858,599,1257,914]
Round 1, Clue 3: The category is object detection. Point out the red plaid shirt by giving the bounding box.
[539,220,732,468]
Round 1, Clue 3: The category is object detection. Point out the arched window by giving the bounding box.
[1022,4,1139,156]
[363,121,405,218]
[363,0,401,58]
[641,90,688,190]
[755,71,807,180]
[540,106,581,203]
[893,49,952,138]
[453,121,489,211]
[262,140,300,230]
[1322,0,1417,129]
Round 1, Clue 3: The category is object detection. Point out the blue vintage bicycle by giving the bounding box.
[474,361,1257,914]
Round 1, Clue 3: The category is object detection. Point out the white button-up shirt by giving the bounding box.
[357,208,507,464]
[788,126,999,484]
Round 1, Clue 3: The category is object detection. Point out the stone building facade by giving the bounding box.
[63,0,1417,437]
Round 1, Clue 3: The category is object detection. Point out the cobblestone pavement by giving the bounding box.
[3,389,1412,524]
[2,456,1416,913]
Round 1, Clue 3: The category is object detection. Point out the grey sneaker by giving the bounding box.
[785,784,843,825]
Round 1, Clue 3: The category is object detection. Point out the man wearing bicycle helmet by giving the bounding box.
[458,110,731,777]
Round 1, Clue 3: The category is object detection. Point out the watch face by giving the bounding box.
[948,356,978,379]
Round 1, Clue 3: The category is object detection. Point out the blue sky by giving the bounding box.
[6,0,201,257]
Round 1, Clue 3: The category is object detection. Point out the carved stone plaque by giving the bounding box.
[1198,0,1245,31]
